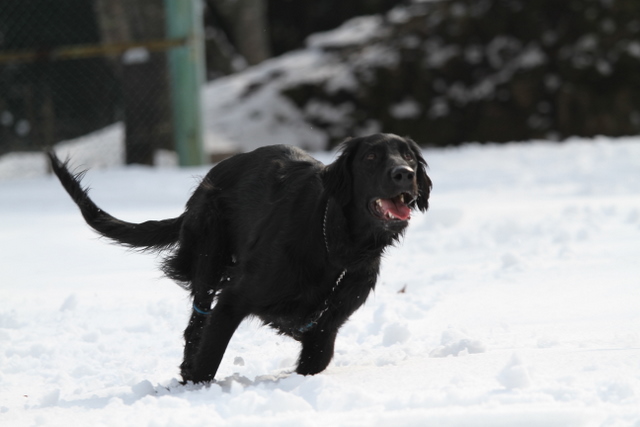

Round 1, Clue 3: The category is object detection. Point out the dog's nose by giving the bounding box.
[390,165,415,184]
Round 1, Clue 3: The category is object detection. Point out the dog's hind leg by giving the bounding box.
[179,248,231,383]
[181,287,249,384]
[180,298,215,383]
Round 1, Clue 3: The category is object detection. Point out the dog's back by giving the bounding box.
[162,144,327,288]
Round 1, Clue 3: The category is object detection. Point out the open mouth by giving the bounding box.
[370,192,415,221]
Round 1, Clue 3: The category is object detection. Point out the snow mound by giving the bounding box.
[430,328,487,357]
[497,353,533,390]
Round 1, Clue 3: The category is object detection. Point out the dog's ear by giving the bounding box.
[407,138,432,212]
[323,137,360,206]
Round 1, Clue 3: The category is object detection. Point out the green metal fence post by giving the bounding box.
[164,0,205,166]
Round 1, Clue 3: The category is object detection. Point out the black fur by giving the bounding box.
[48,133,432,384]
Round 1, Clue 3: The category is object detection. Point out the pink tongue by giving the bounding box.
[380,198,411,220]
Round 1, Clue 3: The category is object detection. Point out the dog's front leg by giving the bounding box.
[295,326,339,376]
[181,291,248,384]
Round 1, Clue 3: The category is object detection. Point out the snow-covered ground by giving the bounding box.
[1,136,639,426]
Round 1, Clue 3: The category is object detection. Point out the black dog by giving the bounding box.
[48,133,431,384]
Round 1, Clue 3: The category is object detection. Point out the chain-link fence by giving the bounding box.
[0,0,203,165]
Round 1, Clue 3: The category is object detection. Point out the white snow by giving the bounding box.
[389,98,422,120]
[122,48,151,65]
[1,136,640,426]
[306,16,387,49]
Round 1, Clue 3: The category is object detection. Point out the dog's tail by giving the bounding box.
[48,151,183,251]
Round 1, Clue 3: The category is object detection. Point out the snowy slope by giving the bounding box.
[1,137,640,426]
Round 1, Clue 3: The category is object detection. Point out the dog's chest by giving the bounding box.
[259,266,374,340]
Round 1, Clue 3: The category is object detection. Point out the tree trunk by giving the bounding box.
[214,0,271,66]
[93,0,173,165]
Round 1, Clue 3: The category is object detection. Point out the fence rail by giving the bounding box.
[0,38,188,64]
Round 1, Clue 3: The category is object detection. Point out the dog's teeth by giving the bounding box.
[376,199,382,207]
[399,194,405,203]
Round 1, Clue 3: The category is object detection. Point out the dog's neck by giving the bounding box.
[323,197,399,263]
[323,201,331,254]
[323,197,390,263]
[322,198,348,258]
[296,199,347,335]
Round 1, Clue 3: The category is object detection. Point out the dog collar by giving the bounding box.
[298,201,348,334]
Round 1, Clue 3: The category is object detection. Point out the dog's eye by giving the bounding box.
[402,152,414,161]
[365,153,377,161]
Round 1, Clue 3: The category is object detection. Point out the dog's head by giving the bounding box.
[324,133,432,237]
